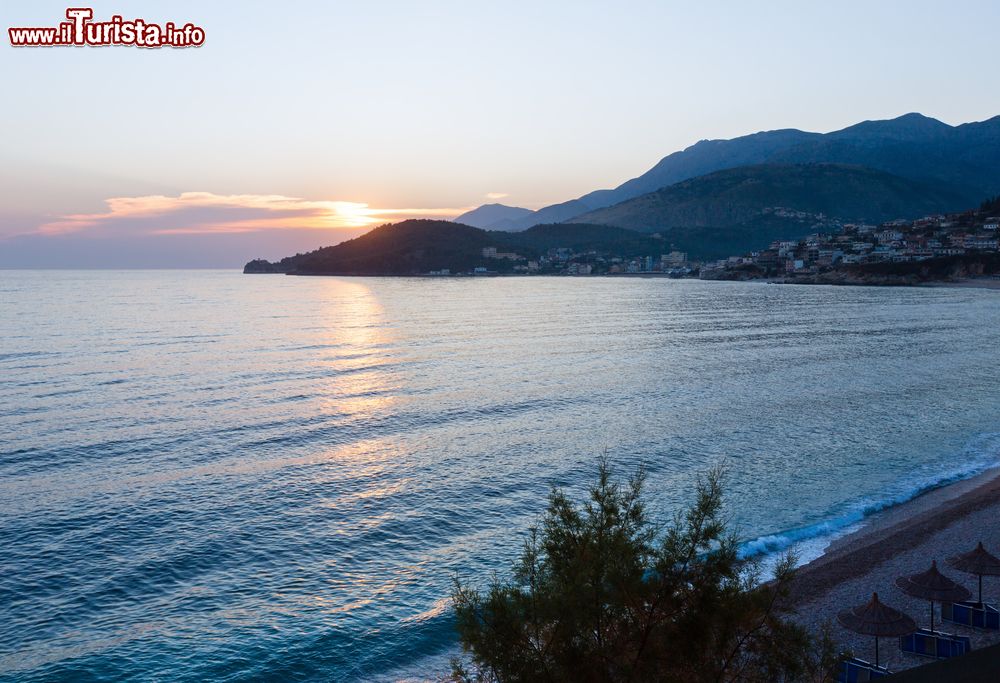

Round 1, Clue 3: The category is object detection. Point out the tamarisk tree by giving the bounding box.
[451,460,837,682]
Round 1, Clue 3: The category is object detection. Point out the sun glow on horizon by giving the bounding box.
[27,192,473,238]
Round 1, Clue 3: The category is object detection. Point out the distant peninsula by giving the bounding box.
[244,220,670,276]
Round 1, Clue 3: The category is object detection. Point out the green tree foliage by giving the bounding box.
[451,460,837,682]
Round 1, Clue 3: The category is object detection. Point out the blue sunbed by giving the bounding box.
[899,628,972,658]
[941,600,1000,630]
[836,657,891,682]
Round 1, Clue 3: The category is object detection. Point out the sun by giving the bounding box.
[324,201,380,229]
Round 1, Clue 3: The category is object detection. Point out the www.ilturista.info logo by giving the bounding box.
[8,8,205,48]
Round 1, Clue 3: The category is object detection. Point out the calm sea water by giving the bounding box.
[2,271,1000,681]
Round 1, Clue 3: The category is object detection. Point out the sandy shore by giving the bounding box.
[787,466,1000,672]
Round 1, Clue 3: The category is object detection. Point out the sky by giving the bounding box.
[2,0,1000,268]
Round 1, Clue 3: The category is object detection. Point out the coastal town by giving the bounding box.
[464,201,1000,283]
[701,207,1000,281]
[430,247,694,277]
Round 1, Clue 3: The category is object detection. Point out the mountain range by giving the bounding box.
[250,113,1000,272]
[457,113,1000,232]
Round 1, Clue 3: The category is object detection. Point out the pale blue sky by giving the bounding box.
[3,0,1000,266]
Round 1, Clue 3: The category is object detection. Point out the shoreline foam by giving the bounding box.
[792,465,1000,582]
[784,464,1000,672]
[741,433,1000,564]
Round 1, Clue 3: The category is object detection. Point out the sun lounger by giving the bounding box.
[941,600,1000,630]
[836,657,891,682]
[898,627,972,658]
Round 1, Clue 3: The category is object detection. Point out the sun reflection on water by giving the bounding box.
[314,279,401,418]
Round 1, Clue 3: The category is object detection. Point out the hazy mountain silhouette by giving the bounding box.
[454,203,534,230]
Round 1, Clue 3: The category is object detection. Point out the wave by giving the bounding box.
[739,432,1000,562]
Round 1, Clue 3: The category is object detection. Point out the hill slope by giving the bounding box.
[501,223,666,256]
[246,220,513,275]
[574,163,971,259]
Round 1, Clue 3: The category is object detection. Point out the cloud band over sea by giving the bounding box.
[0,192,471,268]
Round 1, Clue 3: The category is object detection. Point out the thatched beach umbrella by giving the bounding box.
[947,541,1000,604]
[837,592,916,668]
[895,560,971,632]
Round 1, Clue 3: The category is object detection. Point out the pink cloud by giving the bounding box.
[32,192,472,237]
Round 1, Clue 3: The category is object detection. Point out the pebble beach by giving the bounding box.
[789,467,1000,672]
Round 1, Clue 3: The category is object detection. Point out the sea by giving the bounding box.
[2,270,1000,682]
